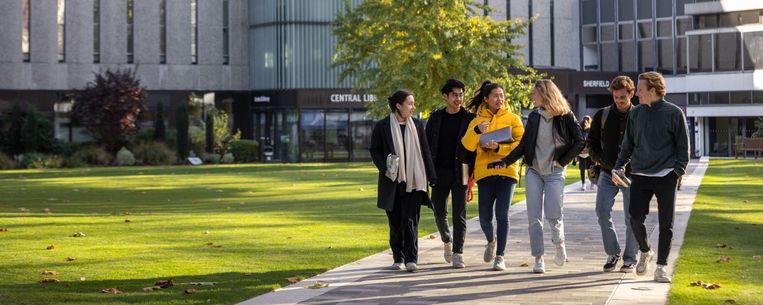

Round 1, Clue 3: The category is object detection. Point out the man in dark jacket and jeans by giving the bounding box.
[425,79,476,269]
[588,76,639,273]
[613,72,690,283]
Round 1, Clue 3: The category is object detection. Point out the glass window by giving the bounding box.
[657,20,672,38]
[620,42,638,71]
[638,21,652,39]
[583,45,599,71]
[57,0,65,62]
[710,92,730,104]
[637,0,652,20]
[583,25,597,44]
[619,23,633,40]
[300,109,325,162]
[602,43,618,71]
[602,0,615,23]
[350,110,372,160]
[743,31,763,70]
[160,0,166,63]
[676,37,687,73]
[223,0,229,65]
[22,0,29,61]
[326,110,349,161]
[127,0,133,63]
[739,11,759,26]
[698,14,718,29]
[619,0,634,21]
[601,24,616,42]
[582,0,598,25]
[754,91,763,104]
[675,0,689,16]
[191,0,198,64]
[657,39,673,74]
[689,92,709,105]
[730,91,751,104]
[666,93,686,106]
[689,34,713,72]
[716,32,741,72]
[719,12,740,27]
[639,40,655,71]
[656,0,672,18]
[93,0,100,63]
[676,18,691,36]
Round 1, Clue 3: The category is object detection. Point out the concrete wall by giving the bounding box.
[0,0,249,92]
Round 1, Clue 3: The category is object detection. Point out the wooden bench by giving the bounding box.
[735,137,763,159]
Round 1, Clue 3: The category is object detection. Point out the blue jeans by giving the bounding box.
[595,171,639,264]
[525,167,566,257]
[477,176,517,257]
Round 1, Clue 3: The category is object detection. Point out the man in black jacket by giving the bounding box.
[425,79,476,269]
[614,72,690,283]
[587,76,638,273]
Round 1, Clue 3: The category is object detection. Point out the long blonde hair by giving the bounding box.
[534,79,570,116]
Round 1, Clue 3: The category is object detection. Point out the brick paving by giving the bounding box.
[239,158,708,305]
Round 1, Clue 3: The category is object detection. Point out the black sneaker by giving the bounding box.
[603,255,620,272]
[620,262,636,273]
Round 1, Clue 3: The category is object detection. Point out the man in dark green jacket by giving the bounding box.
[613,72,689,284]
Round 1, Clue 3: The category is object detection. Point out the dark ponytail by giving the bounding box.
[467,80,504,112]
[387,89,413,113]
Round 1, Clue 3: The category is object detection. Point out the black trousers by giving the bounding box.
[386,185,423,264]
[629,172,679,265]
[430,168,468,254]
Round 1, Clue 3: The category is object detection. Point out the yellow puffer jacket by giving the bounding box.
[461,103,525,182]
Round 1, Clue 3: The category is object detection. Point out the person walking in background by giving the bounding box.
[369,90,437,273]
[425,79,476,269]
[496,79,585,274]
[613,72,690,283]
[460,81,524,271]
[588,76,639,273]
[577,115,593,191]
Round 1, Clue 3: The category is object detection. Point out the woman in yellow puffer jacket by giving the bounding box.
[461,80,524,271]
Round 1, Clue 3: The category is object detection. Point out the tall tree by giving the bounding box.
[205,113,214,154]
[153,103,167,142]
[333,0,540,117]
[73,69,147,152]
[7,103,24,155]
[175,103,190,159]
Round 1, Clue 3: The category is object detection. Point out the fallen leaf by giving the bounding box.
[66,257,76,261]
[79,277,86,281]
[143,287,154,292]
[41,271,59,275]
[42,208,51,213]
[185,288,197,294]
[46,245,55,250]
[203,231,210,234]
[717,256,731,263]
[40,278,59,283]
[155,279,174,288]
[125,219,131,223]
[213,245,223,248]
[243,273,252,276]
[190,282,216,286]
[753,255,761,260]
[286,277,300,284]
[725,300,737,304]
[305,281,329,289]
[0,228,8,232]
[428,234,436,240]
[716,243,728,248]
[72,232,86,237]
[206,242,214,246]
[101,287,122,294]
[519,263,529,267]
[19,208,30,212]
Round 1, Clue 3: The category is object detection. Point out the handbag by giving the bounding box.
[588,164,600,185]
[479,126,514,146]
[385,154,399,181]
[466,174,476,203]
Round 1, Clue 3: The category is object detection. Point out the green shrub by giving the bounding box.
[176,104,190,159]
[115,147,136,166]
[221,153,234,164]
[133,141,177,165]
[65,146,113,167]
[229,140,259,163]
[17,153,63,169]
[202,152,220,164]
[0,152,16,169]
[188,125,205,157]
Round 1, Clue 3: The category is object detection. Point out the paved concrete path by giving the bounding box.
[239,158,709,305]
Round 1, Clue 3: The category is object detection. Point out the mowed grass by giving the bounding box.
[668,159,763,305]
[0,163,578,305]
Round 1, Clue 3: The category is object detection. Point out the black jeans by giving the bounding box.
[629,172,679,265]
[430,168,467,254]
[386,185,423,264]
[578,157,591,184]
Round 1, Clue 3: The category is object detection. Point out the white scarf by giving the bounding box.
[389,115,428,193]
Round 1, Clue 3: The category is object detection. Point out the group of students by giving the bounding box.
[369,72,689,284]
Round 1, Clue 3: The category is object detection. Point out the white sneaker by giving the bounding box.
[443,242,453,263]
[555,243,567,267]
[654,264,672,283]
[533,256,545,273]
[493,255,506,271]
[405,262,418,272]
[452,253,465,269]
[484,240,496,263]
[387,262,404,271]
[636,250,654,275]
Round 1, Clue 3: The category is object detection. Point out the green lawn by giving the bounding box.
[0,163,578,305]
[668,159,763,305]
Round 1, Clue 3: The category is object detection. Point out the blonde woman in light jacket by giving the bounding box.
[461,81,524,271]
